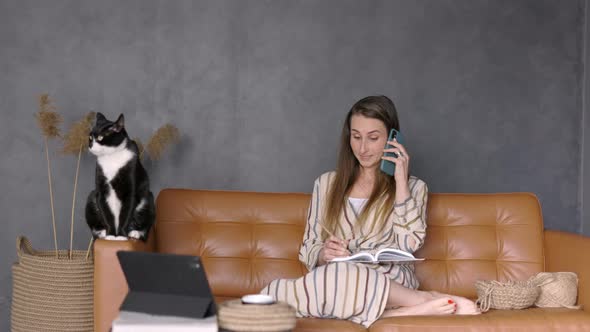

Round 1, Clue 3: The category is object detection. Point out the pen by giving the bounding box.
[319,222,335,238]
[319,223,348,246]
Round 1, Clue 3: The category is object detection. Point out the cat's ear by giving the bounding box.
[96,112,107,124]
[112,114,125,132]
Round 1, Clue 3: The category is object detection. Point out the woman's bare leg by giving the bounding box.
[385,280,439,307]
[381,281,480,317]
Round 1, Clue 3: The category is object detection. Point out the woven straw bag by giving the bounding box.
[218,299,296,332]
[475,279,539,312]
[10,236,94,332]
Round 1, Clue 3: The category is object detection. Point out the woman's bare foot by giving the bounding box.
[429,291,481,315]
[382,298,456,317]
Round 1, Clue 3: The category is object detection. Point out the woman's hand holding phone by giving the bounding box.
[381,129,411,192]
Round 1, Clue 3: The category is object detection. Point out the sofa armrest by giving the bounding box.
[544,230,590,312]
[94,237,155,332]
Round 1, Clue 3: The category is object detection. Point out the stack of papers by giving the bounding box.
[112,311,218,332]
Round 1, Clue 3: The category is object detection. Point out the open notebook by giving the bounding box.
[330,248,424,263]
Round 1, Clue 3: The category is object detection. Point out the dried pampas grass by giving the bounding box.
[146,124,180,160]
[62,112,95,154]
[61,111,95,258]
[35,93,61,257]
[36,94,62,139]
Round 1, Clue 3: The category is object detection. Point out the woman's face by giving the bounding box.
[349,114,388,170]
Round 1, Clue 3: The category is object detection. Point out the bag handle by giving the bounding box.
[16,236,35,259]
[476,281,503,312]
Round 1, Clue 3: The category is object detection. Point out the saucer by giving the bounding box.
[241,294,275,305]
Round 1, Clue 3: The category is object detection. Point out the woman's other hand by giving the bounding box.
[318,236,351,265]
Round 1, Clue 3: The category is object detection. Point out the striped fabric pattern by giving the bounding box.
[260,172,429,327]
[261,261,390,327]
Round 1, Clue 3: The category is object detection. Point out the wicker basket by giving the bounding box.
[475,279,539,312]
[10,236,94,332]
[218,299,296,332]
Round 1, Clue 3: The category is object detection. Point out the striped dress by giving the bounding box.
[260,171,428,327]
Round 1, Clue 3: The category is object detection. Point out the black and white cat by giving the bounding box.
[85,112,155,241]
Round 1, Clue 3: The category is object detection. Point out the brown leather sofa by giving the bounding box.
[94,189,590,331]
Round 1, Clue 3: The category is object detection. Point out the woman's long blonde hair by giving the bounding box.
[323,95,400,239]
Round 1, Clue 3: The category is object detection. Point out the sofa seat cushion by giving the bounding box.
[369,308,590,332]
[295,317,367,332]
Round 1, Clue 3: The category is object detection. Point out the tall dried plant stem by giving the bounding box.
[44,138,58,258]
[85,237,93,261]
[69,144,83,259]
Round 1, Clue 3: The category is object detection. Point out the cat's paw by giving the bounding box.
[128,230,143,240]
[104,235,128,241]
[96,230,107,239]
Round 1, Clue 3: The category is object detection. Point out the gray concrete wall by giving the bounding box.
[0,0,586,329]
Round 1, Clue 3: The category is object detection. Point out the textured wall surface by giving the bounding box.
[0,0,585,329]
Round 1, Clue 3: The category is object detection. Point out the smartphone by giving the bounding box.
[380,128,404,176]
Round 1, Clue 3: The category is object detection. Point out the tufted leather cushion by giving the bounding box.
[155,189,309,297]
[155,190,544,300]
[414,193,544,298]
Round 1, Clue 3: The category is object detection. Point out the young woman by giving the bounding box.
[261,95,479,327]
